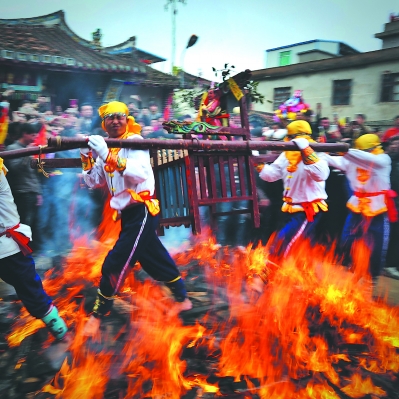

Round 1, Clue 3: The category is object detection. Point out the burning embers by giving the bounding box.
[3,209,399,398]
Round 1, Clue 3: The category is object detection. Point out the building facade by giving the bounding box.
[253,19,399,126]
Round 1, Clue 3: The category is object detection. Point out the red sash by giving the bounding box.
[0,224,32,256]
[354,190,398,222]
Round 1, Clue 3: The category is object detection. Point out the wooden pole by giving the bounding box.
[0,137,349,160]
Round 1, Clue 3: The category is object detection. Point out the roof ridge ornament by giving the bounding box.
[92,28,102,48]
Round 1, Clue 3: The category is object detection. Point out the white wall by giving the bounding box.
[253,59,399,121]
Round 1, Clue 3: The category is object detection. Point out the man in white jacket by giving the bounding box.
[322,134,395,288]
[0,158,68,340]
[253,120,330,290]
[80,101,192,336]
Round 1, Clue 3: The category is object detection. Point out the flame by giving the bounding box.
[5,202,399,398]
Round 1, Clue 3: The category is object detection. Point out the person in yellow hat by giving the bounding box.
[322,133,397,295]
[252,120,330,292]
[80,101,192,336]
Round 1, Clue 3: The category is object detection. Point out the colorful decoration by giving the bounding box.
[198,88,229,127]
[0,101,9,145]
[274,90,310,122]
[227,77,244,101]
[163,120,221,134]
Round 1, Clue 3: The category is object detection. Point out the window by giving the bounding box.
[273,87,291,110]
[279,51,291,66]
[332,79,352,105]
[53,56,65,64]
[3,50,14,59]
[381,73,399,102]
[17,53,28,61]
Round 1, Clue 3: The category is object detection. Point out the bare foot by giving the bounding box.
[82,315,101,337]
[44,333,73,370]
[168,298,193,317]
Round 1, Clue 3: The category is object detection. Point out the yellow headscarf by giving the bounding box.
[286,120,312,136]
[284,121,315,172]
[354,133,384,155]
[0,157,7,178]
[99,101,141,137]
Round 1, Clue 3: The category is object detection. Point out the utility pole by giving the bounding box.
[164,0,186,74]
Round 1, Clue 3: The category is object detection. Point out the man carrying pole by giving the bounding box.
[252,120,330,292]
[322,134,396,296]
[0,157,68,341]
[79,101,192,336]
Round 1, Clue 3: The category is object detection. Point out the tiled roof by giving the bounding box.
[0,10,180,87]
[102,38,166,64]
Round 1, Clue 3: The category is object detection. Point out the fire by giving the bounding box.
[42,349,112,399]
[5,201,399,398]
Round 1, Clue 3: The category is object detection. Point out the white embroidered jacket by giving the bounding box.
[0,167,32,259]
[83,135,155,211]
[322,150,391,216]
[259,153,329,212]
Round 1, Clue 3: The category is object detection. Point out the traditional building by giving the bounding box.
[252,15,399,128]
[0,10,207,111]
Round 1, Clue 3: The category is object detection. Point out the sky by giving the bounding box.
[1,0,397,81]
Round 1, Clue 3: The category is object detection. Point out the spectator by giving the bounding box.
[60,114,78,137]
[19,100,37,116]
[127,102,137,114]
[262,122,287,141]
[140,107,151,126]
[77,103,94,135]
[148,101,162,121]
[150,118,160,132]
[5,123,42,248]
[54,105,64,116]
[342,114,373,145]
[141,125,154,139]
[382,115,399,142]
[128,95,142,113]
[36,95,51,113]
[316,117,341,143]
[355,113,373,134]
[383,135,399,279]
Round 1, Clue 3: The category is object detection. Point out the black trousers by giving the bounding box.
[386,220,399,269]
[99,204,187,301]
[0,252,51,318]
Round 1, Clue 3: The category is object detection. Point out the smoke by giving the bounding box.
[35,159,106,257]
